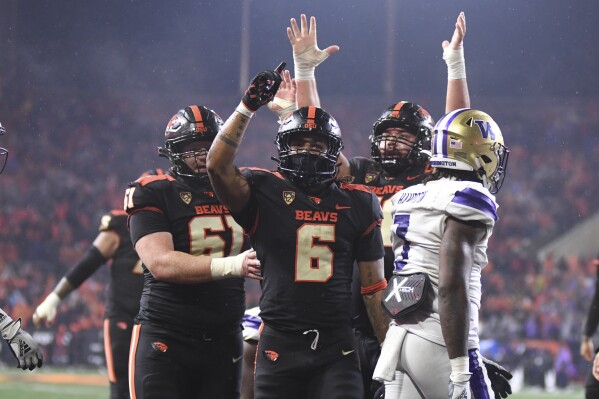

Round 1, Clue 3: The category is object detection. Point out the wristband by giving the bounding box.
[450,356,470,375]
[210,251,247,279]
[361,279,388,295]
[294,66,315,81]
[443,47,466,80]
[236,102,255,119]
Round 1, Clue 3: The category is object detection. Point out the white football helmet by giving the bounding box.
[430,108,509,193]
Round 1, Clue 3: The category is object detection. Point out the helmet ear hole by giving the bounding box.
[480,155,492,164]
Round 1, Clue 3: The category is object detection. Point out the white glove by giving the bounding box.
[449,372,471,399]
[1,317,44,370]
[33,292,61,326]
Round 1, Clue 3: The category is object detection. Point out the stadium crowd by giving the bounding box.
[0,86,598,390]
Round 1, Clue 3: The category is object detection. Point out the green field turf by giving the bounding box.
[0,368,584,399]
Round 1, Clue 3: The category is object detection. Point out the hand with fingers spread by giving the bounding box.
[267,69,297,122]
[443,11,467,80]
[238,62,285,117]
[287,14,339,80]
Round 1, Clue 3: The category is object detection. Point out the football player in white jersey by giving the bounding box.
[373,108,509,399]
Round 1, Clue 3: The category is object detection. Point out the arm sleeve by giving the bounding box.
[126,180,170,245]
[229,169,260,233]
[355,192,385,262]
[64,245,107,289]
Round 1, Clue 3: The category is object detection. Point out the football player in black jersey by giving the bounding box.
[288,13,511,399]
[125,105,261,399]
[0,121,44,371]
[287,13,468,398]
[582,254,599,398]
[207,66,389,399]
[33,169,163,399]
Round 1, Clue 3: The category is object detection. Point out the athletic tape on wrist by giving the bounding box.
[294,66,315,81]
[210,252,245,279]
[267,97,297,123]
[443,47,466,80]
[236,102,254,119]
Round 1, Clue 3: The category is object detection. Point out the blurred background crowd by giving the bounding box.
[1,0,599,392]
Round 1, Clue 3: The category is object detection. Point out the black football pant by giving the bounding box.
[129,322,243,399]
[254,324,363,399]
[586,351,599,399]
[354,329,381,399]
[104,318,133,399]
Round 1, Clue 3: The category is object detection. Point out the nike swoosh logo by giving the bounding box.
[232,355,243,363]
[406,175,421,181]
[341,349,355,356]
[335,205,351,210]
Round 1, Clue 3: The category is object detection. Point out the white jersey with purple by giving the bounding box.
[242,307,261,342]
[389,178,497,349]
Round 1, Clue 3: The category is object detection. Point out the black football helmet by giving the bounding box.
[370,101,434,174]
[0,122,7,175]
[158,105,222,179]
[274,106,343,189]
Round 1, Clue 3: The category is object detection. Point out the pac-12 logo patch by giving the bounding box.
[180,192,192,204]
[263,350,279,362]
[364,173,377,184]
[283,191,295,205]
[152,342,168,353]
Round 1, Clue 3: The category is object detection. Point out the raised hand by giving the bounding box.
[287,14,339,80]
[443,11,466,51]
[443,12,467,81]
[267,69,297,122]
[240,62,285,112]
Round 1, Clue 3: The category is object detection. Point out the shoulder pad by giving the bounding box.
[135,174,175,186]
[339,183,373,194]
[446,183,498,224]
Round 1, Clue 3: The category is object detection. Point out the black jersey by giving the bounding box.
[100,210,144,320]
[348,157,432,335]
[231,168,384,332]
[348,157,433,267]
[126,173,246,334]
